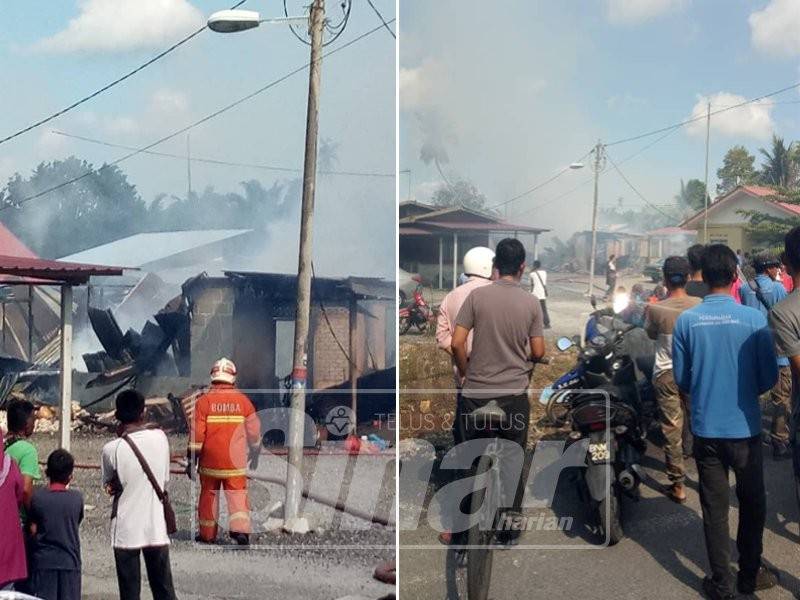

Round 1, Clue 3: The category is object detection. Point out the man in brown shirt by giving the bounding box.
[644,256,700,503]
[451,238,545,544]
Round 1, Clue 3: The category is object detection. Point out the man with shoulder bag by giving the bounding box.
[101,389,178,600]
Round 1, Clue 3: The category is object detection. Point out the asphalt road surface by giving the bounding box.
[400,437,800,599]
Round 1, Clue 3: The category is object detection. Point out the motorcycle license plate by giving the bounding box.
[588,442,610,463]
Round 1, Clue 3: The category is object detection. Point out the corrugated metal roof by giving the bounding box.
[60,229,253,268]
[215,271,395,301]
[0,255,124,284]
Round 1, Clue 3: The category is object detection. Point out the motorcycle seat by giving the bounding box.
[471,400,507,427]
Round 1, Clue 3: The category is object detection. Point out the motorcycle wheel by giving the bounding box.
[467,453,495,600]
[598,486,624,546]
[399,316,411,335]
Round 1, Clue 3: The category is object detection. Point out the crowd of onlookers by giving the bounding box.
[438,234,800,599]
[0,390,176,600]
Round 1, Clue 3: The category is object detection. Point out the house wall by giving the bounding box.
[189,282,235,381]
[683,191,790,252]
[310,299,392,390]
[232,295,276,402]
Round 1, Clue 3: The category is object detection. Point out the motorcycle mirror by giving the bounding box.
[571,334,582,348]
[589,294,597,309]
[556,337,573,352]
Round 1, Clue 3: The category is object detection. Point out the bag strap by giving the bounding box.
[534,271,545,288]
[750,278,772,313]
[121,433,167,504]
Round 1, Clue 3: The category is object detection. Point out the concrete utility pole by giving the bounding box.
[587,140,604,296]
[284,0,324,532]
[58,285,73,450]
[703,101,711,243]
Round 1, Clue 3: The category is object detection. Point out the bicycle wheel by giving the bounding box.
[467,453,496,600]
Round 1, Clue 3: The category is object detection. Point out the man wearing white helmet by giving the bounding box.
[436,245,496,416]
[434,246,495,545]
[187,358,261,546]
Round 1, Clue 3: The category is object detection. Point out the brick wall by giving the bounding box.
[189,284,235,381]
[311,306,350,390]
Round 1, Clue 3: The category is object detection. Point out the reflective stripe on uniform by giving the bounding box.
[206,415,245,424]
[228,511,250,523]
[198,519,217,527]
[188,442,203,451]
[198,466,247,478]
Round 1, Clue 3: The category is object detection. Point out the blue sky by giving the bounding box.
[400,0,800,239]
[0,0,396,277]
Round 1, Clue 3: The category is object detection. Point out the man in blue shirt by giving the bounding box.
[672,244,778,600]
[739,252,792,459]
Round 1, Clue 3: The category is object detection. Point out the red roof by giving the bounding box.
[741,185,780,197]
[777,202,800,216]
[647,227,698,236]
[0,255,125,285]
[0,222,36,259]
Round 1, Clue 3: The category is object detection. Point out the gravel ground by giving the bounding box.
[31,433,396,600]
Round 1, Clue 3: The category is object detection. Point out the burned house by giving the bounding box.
[84,271,396,418]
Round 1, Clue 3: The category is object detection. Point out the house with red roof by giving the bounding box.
[679,185,799,252]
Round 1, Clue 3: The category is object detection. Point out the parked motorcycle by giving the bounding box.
[540,299,656,545]
[398,285,432,335]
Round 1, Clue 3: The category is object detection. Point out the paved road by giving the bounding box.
[400,438,800,599]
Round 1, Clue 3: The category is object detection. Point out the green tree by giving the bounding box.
[431,179,491,212]
[675,179,708,212]
[716,145,757,195]
[0,157,147,258]
[147,179,297,232]
[758,134,798,189]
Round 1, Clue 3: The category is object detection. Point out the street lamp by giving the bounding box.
[569,162,585,170]
[207,1,325,535]
[207,9,310,32]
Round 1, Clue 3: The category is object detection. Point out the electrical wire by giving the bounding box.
[0,0,248,148]
[0,19,395,214]
[511,126,682,219]
[285,0,352,47]
[606,80,800,147]
[604,151,674,219]
[366,0,396,39]
[488,148,594,211]
[52,131,395,178]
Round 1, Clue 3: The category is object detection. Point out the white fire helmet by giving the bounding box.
[210,357,237,385]
[463,246,495,279]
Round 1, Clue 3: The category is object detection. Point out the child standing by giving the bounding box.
[28,449,83,600]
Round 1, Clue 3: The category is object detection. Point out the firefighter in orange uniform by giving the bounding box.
[187,358,261,545]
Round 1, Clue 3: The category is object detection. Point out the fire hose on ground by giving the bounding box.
[63,457,396,527]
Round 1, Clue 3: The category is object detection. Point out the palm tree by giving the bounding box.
[759,134,798,189]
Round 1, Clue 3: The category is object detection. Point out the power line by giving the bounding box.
[605,151,674,218]
[0,0,248,148]
[52,130,395,178]
[366,0,396,39]
[488,148,594,211]
[606,80,800,147]
[0,20,394,213]
[511,125,684,220]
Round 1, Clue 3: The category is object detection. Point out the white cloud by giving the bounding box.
[36,0,203,54]
[400,61,441,112]
[605,0,688,25]
[749,0,800,58]
[685,92,775,140]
